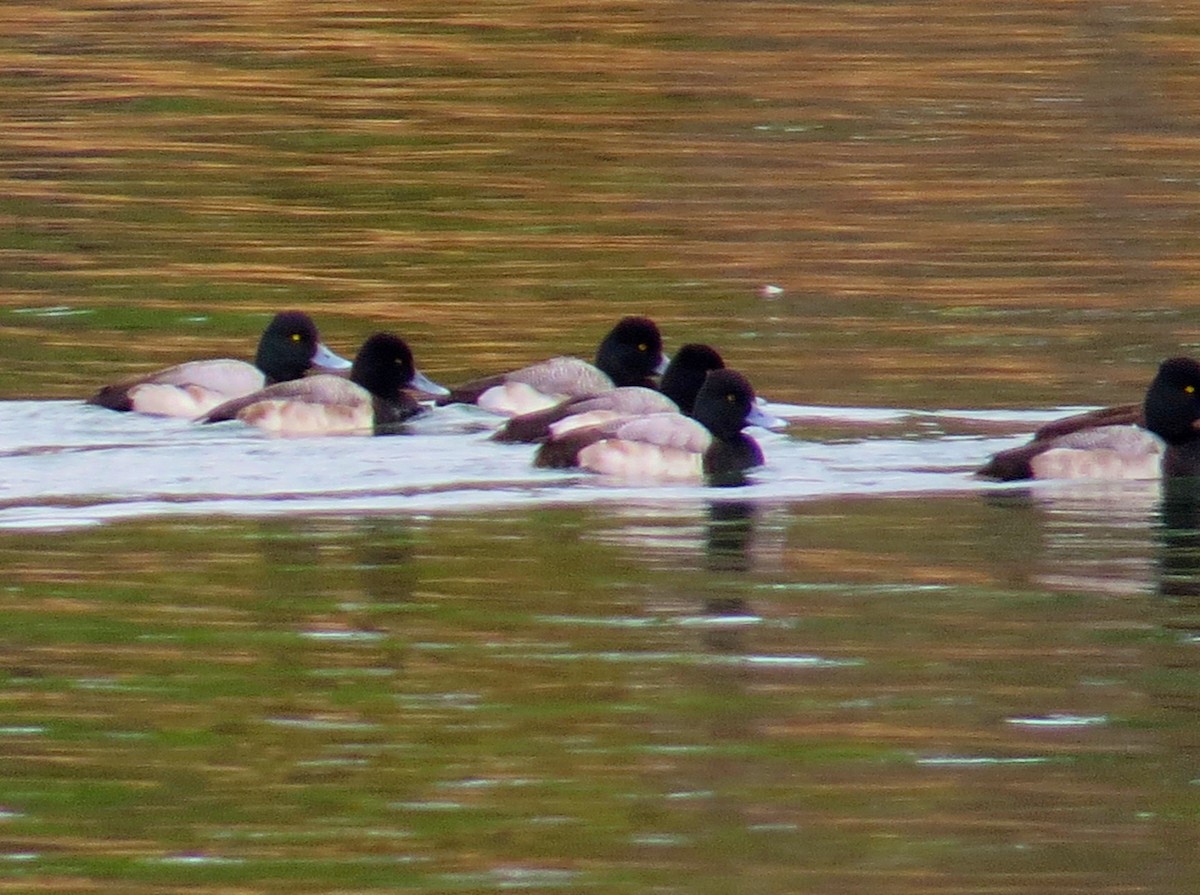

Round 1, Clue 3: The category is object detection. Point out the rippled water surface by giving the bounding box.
[2,490,1198,892]
[2,2,1200,893]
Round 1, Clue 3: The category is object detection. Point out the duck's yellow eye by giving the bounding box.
[726,393,736,403]
[638,343,647,352]
[1187,385,1196,394]
[290,333,302,342]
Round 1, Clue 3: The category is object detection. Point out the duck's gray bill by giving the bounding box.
[411,370,451,397]
[747,403,788,431]
[311,342,353,371]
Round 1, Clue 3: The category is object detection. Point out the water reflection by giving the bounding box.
[0,500,1190,891]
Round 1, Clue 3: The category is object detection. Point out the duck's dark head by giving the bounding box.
[351,333,417,398]
[256,311,350,383]
[594,316,666,387]
[1144,356,1200,446]
[350,333,447,402]
[660,343,725,414]
[692,369,758,440]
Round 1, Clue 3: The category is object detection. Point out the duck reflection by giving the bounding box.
[1150,480,1200,888]
[1155,477,1200,604]
[248,516,417,667]
[701,500,759,654]
[353,519,419,607]
[705,499,757,574]
[252,518,326,619]
[978,484,1159,595]
[251,517,416,606]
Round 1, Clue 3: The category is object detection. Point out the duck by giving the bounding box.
[977,356,1200,481]
[437,316,667,416]
[492,343,726,444]
[534,368,771,484]
[86,311,351,418]
[198,332,447,437]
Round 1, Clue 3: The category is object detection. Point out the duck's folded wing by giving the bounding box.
[506,356,614,398]
[478,358,617,416]
[441,357,615,414]
[570,414,710,479]
[201,375,367,422]
[1033,402,1143,440]
[494,387,677,443]
[437,372,510,406]
[982,422,1163,481]
[605,413,712,453]
[146,359,264,392]
[574,387,677,415]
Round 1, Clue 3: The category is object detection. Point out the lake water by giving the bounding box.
[1,2,1199,893]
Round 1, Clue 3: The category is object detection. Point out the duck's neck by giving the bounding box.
[1163,439,1200,478]
[371,394,422,435]
[703,434,763,486]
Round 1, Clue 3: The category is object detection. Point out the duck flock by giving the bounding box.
[86,313,781,487]
[84,311,1200,487]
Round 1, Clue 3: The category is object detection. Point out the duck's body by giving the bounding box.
[978,358,1200,481]
[991,425,1162,481]
[200,332,444,437]
[89,360,268,418]
[977,401,1147,481]
[439,316,666,416]
[459,357,617,416]
[87,311,350,417]
[535,368,768,484]
[493,343,725,444]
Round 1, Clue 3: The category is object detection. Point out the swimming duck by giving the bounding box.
[86,311,351,417]
[199,332,447,436]
[534,368,770,484]
[438,316,667,416]
[977,357,1200,480]
[492,342,725,444]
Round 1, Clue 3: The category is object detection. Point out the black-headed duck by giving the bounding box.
[438,316,667,416]
[86,311,351,418]
[493,342,725,444]
[534,368,771,484]
[200,332,446,436]
[977,357,1200,481]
